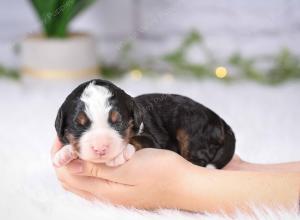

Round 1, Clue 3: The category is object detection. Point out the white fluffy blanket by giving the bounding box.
[1,76,299,220]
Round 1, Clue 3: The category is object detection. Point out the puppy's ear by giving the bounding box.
[55,107,66,142]
[132,101,143,133]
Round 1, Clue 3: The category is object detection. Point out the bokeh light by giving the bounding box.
[130,69,143,80]
[215,66,228,78]
[162,72,174,82]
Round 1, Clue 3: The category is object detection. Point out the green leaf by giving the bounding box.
[29,0,97,38]
[70,0,97,20]
[51,0,77,37]
[30,0,58,35]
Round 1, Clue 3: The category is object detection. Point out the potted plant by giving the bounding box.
[20,0,98,79]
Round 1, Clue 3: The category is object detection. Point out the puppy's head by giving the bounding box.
[55,79,142,163]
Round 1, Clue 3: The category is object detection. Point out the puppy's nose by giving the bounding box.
[92,145,108,156]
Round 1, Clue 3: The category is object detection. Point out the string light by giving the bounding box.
[162,72,174,82]
[215,66,228,78]
[130,69,143,80]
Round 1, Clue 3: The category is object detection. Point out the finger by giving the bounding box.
[51,136,64,160]
[66,148,162,184]
[66,160,134,185]
[56,167,130,199]
[61,178,135,207]
[60,182,96,201]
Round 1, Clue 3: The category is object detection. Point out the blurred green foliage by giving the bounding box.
[0,65,20,80]
[2,30,300,85]
[163,31,300,84]
[100,65,126,79]
[229,49,300,84]
[29,0,96,38]
[102,31,300,85]
[267,49,300,84]
[164,31,208,77]
[163,30,216,78]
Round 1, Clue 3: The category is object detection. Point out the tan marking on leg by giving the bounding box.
[123,120,135,142]
[176,129,190,159]
[129,138,143,151]
[119,120,142,152]
[66,133,80,152]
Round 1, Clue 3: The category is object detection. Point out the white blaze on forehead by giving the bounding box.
[80,81,112,124]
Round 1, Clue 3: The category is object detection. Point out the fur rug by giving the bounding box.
[1,76,299,219]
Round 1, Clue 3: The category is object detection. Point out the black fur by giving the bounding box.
[55,79,235,169]
[134,94,235,168]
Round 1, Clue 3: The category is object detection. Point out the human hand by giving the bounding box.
[51,137,190,209]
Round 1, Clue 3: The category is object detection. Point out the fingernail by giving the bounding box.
[68,160,83,173]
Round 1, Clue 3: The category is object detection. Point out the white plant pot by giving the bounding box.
[20,33,99,79]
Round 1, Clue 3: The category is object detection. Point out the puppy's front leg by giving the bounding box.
[105,144,135,167]
[53,144,78,167]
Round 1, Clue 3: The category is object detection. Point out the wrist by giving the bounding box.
[166,160,206,211]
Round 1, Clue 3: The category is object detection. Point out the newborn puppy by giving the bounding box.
[54,79,235,168]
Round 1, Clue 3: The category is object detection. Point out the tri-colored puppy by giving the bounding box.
[53,79,235,168]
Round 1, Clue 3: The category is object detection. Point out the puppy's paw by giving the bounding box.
[124,144,135,160]
[53,145,78,168]
[206,164,216,169]
[105,153,126,167]
[105,144,136,167]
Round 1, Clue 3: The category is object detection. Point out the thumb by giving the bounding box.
[51,136,63,160]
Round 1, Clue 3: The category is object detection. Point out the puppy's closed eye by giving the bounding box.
[76,112,89,126]
[110,110,121,124]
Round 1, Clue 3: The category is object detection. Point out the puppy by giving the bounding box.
[53,79,235,168]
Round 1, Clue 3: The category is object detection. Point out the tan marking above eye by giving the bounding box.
[110,111,121,123]
[76,112,88,126]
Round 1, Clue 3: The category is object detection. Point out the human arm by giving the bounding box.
[177,162,300,213]
[224,155,300,173]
